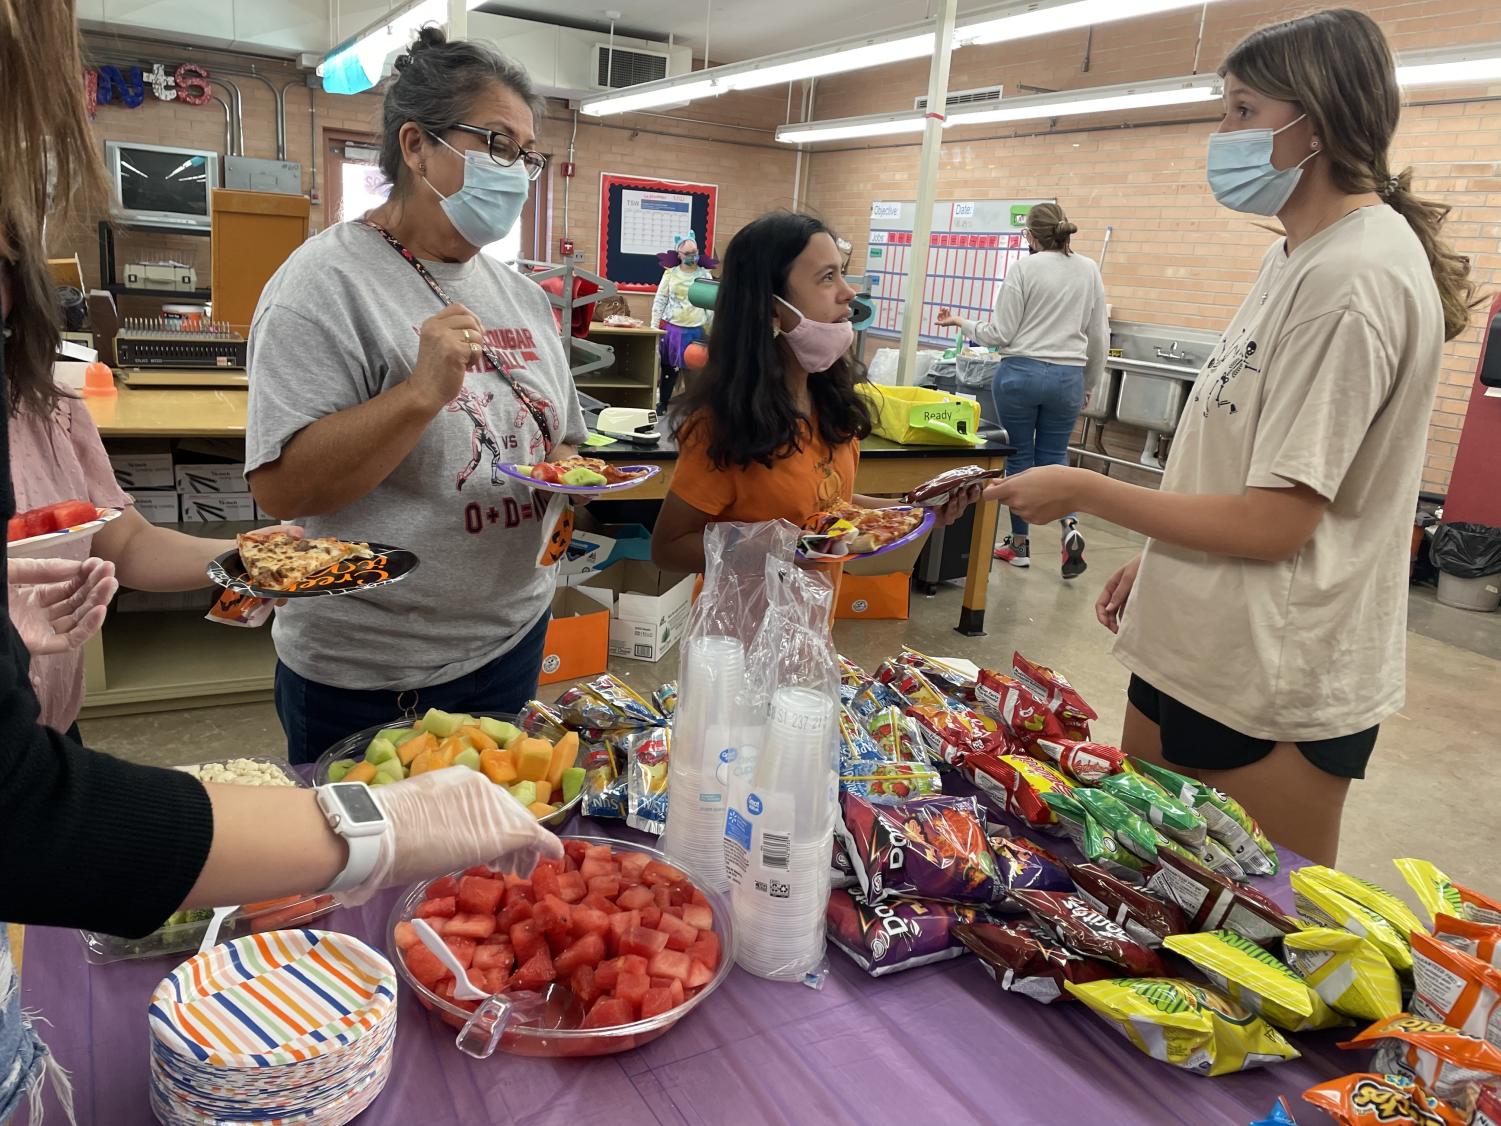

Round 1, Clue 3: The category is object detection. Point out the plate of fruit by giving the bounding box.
[315,709,584,829]
[496,457,660,495]
[7,499,122,558]
[388,837,732,1057]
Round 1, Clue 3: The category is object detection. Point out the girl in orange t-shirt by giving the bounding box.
[653,212,974,572]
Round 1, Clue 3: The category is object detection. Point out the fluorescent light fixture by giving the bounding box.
[776,110,929,145]
[1395,43,1501,87]
[318,0,488,95]
[948,75,1219,126]
[580,25,935,117]
[955,0,1225,47]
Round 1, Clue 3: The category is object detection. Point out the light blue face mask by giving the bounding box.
[425,133,530,248]
[1205,114,1317,216]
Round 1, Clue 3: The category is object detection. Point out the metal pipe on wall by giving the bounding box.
[208,94,233,157]
[237,67,288,159]
[308,81,319,203]
[212,77,244,155]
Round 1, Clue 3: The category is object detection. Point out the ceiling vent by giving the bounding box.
[915,85,1004,111]
[594,44,671,89]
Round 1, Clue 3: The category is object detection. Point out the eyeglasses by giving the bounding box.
[447,124,547,181]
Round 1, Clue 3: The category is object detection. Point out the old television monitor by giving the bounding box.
[104,140,218,231]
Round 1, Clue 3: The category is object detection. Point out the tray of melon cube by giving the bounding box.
[314,709,585,828]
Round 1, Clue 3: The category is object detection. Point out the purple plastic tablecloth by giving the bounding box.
[22,814,1354,1125]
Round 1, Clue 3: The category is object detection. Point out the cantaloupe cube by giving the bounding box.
[459,724,498,752]
[504,728,528,750]
[343,760,377,784]
[532,780,552,805]
[409,749,438,776]
[546,731,580,789]
[517,739,553,782]
[528,802,556,819]
[398,731,437,766]
[436,735,467,768]
[480,749,518,786]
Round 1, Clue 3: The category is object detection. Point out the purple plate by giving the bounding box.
[494,462,661,495]
[798,506,936,562]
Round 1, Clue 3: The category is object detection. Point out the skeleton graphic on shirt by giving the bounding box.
[447,386,503,489]
[1198,327,1261,417]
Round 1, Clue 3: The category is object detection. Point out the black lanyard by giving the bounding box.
[362,220,555,455]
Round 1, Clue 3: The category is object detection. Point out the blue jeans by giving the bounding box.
[275,611,552,764]
[993,356,1086,537]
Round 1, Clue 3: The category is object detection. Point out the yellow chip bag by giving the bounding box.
[1282,925,1403,1021]
[1164,930,1348,1032]
[1299,864,1425,939]
[1395,858,1501,928]
[1064,977,1300,1077]
[1290,868,1413,973]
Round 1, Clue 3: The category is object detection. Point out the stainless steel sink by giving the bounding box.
[1109,320,1218,436]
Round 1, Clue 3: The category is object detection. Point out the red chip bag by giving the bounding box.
[955,919,1121,1004]
[974,670,1064,744]
[1029,738,1126,784]
[1302,1072,1467,1126]
[1433,912,1501,970]
[905,703,1004,767]
[1011,652,1098,740]
[965,751,1074,829]
[1009,889,1165,976]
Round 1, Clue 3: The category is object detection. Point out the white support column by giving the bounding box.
[894,0,958,386]
[447,0,468,38]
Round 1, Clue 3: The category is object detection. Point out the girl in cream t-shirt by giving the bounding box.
[983,9,1472,865]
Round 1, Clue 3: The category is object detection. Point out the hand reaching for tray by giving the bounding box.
[7,555,118,656]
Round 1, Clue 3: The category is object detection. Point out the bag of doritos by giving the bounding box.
[956,919,1120,1004]
[1282,926,1403,1022]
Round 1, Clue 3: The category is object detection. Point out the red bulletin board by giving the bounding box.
[598,173,718,292]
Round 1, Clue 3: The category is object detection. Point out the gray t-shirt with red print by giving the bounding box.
[246,220,587,691]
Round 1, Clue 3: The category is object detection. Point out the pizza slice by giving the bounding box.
[235,530,373,591]
[801,503,925,555]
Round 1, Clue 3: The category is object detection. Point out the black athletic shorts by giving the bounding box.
[1127,675,1378,780]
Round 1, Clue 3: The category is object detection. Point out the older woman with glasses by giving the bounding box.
[245,27,587,762]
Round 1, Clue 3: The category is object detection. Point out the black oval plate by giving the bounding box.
[206,542,420,599]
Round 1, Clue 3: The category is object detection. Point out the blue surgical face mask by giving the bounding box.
[1205,114,1316,216]
[679,251,698,266]
[425,133,530,248]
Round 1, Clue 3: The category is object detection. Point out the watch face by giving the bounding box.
[334,783,383,824]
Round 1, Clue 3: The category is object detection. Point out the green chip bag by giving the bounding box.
[1290,868,1413,973]
[1065,977,1301,1077]
[1164,930,1349,1033]
[1099,772,1207,845]
[1041,791,1146,875]
[1073,787,1160,862]
[1282,925,1403,1021]
[1130,758,1278,876]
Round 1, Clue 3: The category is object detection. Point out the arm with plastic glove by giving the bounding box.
[7,556,117,656]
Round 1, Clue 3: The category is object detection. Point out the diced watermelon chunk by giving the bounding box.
[619,852,651,879]
[685,960,713,989]
[669,885,692,908]
[640,986,675,1021]
[403,943,449,990]
[582,997,634,1030]
[444,912,497,941]
[657,913,699,953]
[662,905,683,919]
[533,894,573,935]
[465,967,488,993]
[649,975,674,989]
[554,932,606,977]
[531,864,561,901]
[595,957,622,991]
[571,906,611,939]
[617,885,654,911]
[556,870,587,904]
[640,905,663,930]
[685,932,721,971]
[583,843,614,864]
[485,968,510,994]
[435,979,477,1012]
[648,948,692,984]
[690,888,710,907]
[615,970,650,1009]
[425,875,460,900]
[619,954,649,976]
[415,896,457,919]
[569,964,602,1008]
[442,935,476,969]
[586,874,621,899]
[652,884,672,910]
[509,947,556,992]
[581,892,622,916]
[464,864,500,880]
[607,909,642,953]
[509,919,544,962]
[472,944,515,975]
[579,856,616,882]
[668,977,685,1006]
[496,899,534,931]
[393,921,420,951]
[504,883,535,909]
[621,926,670,960]
[456,876,504,916]
[562,840,589,866]
[682,904,714,931]
[643,860,686,886]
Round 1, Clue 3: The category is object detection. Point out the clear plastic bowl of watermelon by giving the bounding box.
[388,836,735,1057]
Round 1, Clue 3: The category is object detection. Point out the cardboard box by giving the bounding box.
[180,492,257,522]
[538,587,611,686]
[123,261,197,291]
[835,571,911,620]
[174,463,247,493]
[129,490,179,525]
[577,560,694,663]
[107,440,174,489]
[558,523,654,586]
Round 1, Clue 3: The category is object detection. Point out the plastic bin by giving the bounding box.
[856,384,981,447]
[1436,572,1501,612]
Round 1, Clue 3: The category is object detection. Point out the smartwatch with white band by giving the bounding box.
[315,782,390,893]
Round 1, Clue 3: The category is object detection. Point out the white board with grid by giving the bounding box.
[866,198,1050,344]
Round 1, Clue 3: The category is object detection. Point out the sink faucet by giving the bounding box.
[1155,340,1188,362]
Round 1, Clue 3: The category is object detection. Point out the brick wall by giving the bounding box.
[802,0,1501,495]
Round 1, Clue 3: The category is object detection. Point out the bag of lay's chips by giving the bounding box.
[1064,977,1300,1077]
[1010,652,1097,741]
[1340,1013,1501,1111]
[1290,869,1413,973]
[1130,758,1279,876]
[974,670,1065,745]
[1303,1072,1468,1126]
[1395,858,1501,928]
[1163,930,1348,1033]
[1433,912,1501,970]
[1098,771,1206,846]
[1042,790,1148,877]
[1409,929,1501,1047]
[1283,926,1403,1022]
[1298,865,1425,942]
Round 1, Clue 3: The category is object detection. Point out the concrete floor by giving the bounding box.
[79,518,1501,898]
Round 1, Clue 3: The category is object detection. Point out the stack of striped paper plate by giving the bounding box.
[147,930,397,1125]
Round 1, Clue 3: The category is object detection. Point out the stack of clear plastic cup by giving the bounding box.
[660,636,744,894]
[732,686,838,981]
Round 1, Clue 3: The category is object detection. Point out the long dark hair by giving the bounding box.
[673,211,870,470]
[1223,9,1479,341]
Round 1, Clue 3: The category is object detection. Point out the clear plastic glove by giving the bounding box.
[7,556,118,656]
[341,767,564,906]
